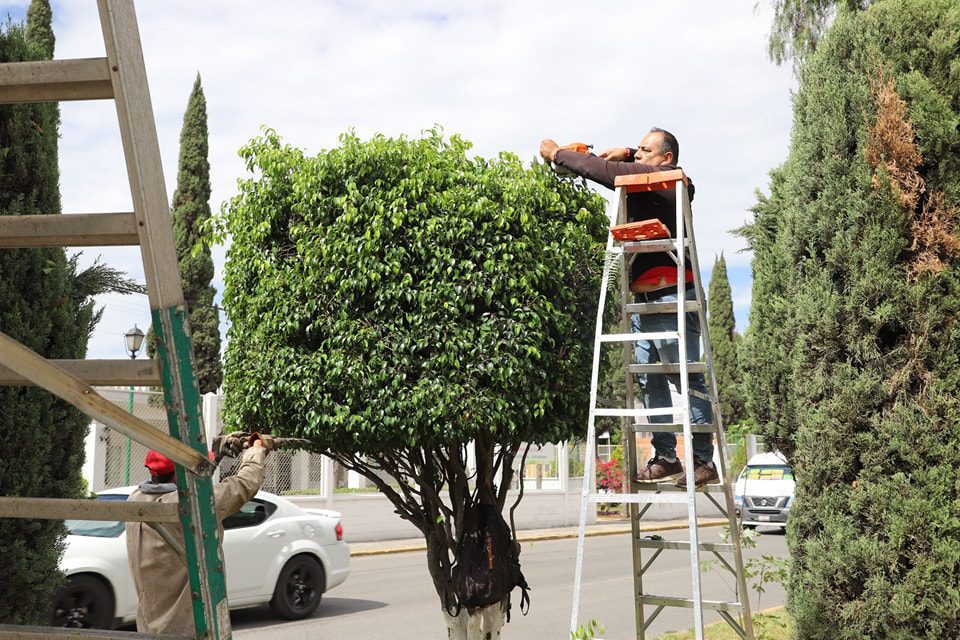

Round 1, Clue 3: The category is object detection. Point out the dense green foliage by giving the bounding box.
[707,254,745,426]
[741,0,960,636]
[0,4,135,621]
[216,129,607,607]
[168,75,221,393]
[24,0,53,59]
[219,129,607,453]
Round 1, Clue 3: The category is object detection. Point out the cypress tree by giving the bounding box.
[0,2,125,621]
[707,254,745,426]
[0,3,142,622]
[741,0,960,636]
[24,0,54,59]
[168,74,221,393]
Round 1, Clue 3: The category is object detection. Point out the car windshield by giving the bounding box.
[66,494,128,538]
[743,465,794,481]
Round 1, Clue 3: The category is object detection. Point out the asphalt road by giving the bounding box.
[231,528,789,639]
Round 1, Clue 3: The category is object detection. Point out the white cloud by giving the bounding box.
[20,0,794,359]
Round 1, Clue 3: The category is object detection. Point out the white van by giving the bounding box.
[733,452,795,529]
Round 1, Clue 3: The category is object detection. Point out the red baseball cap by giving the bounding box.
[144,450,215,477]
[144,450,175,476]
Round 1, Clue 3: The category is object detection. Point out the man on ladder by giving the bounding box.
[539,128,719,488]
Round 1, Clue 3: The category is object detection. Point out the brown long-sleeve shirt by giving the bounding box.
[552,149,695,200]
[126,446,267,636]
[553,149,697,291]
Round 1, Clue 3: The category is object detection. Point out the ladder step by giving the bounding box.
[635,539,734,553]
[628,363,708,375]
[689,390,714,403]
[632,422,717,434]
[620,238,685,254]
[589,492,691,505]
[0,57,114,104]
[594,407,675,418]
[0,213,140,248]
[635,482,727,494]
[599,331,679,343]
[624,301,700,315]
[0,359,161,386]
[0,497,178,523]
[0,624,190,639]
[638,595,743,613]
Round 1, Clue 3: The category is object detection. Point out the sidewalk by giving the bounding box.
[350,517,727,556]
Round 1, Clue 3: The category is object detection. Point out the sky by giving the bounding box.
[2,0,796,362]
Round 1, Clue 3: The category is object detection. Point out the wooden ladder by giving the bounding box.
[0,1,227,638]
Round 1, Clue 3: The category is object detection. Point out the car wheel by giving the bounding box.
[270,554,325,620]
[744,524,757,530]
[49,574,115,629]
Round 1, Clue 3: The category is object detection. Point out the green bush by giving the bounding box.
[740,0,960,637]
[214,127,608,614]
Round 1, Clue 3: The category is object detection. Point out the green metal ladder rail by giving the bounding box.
[0,1,228,638]
[570,171,754,640]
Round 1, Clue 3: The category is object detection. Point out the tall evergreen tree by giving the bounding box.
[0,2,139,622]
[707,254,745,426]
[742,0,960,636]
[24,0,54,58]
[169,74,221,393]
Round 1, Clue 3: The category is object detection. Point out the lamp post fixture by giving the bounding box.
[123,325,145,485]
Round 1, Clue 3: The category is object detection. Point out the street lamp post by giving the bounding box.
[123,325,145,485]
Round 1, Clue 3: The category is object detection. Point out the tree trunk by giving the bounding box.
[443,608,480,639]
[442,601,507,639]
[481,600,507,639]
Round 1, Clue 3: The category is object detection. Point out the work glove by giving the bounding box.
[212,432,246,461]
[245,431,276,451]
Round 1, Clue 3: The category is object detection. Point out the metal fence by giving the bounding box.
[90,388,333,495]
[87,389,585,496]
[91,387,169,491]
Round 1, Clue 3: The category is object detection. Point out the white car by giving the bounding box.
[734,452,795,529]
[51,488,350,629]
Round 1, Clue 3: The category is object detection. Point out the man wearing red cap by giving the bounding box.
[126,434,272,635]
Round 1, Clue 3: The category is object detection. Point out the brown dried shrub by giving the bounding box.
[864,69,960,278]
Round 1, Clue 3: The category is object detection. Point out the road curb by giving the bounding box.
[350,519,728,557]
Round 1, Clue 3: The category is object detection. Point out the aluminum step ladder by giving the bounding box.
[570,171,754,640]
[0,1,227,638]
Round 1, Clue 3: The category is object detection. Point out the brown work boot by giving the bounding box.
[634,455,684,484]
[676,457,720,489]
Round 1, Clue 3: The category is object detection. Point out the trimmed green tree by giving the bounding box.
[149,74,222,393]
[741,0,960,636]
[0,2,140,623]
[214,129,607,637]
[707,254,745,427]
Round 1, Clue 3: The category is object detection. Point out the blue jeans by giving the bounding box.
[632,287,714,461]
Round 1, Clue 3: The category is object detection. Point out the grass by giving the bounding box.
[654,608,793,640]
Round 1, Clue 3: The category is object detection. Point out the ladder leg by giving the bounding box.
[98,1,230,635]
[674,182,705,640]
[570,219,620,636]
[619,244,648,639]
[683,197,755,640]
[154,307,230,638]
